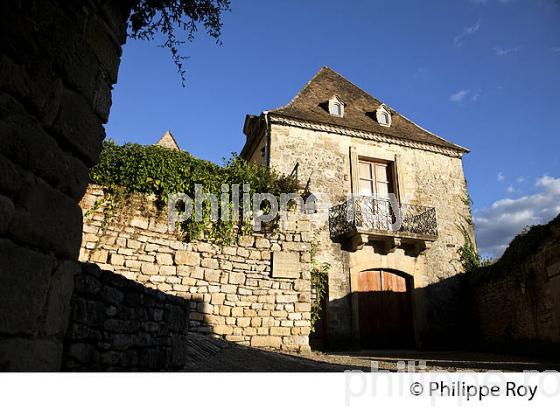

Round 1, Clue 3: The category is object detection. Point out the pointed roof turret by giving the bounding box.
[154,130,181,150]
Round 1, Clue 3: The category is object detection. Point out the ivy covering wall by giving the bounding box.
[461,217,558,286]
[89,140,298,242]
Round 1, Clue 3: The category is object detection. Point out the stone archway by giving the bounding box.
[345,244,428,349]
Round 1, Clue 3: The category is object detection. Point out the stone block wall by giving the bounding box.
[470,221,560,357]
[64,263,190,371]
[0,0,130,370]
[79,185,313,352]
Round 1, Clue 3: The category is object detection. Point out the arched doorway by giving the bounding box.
[356,269,414,349]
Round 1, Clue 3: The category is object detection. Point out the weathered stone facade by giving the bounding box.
[266,122,471,347]
[0,0,130,370]
[79,185,313,352]
[242,68,474,349]
[64,263,190,371]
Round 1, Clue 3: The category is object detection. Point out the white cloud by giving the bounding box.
[517,176,526,183]
[474,175,560,257]
[497,172,505,182]
[454,20,482,47]
[449,89,482,103]
[450,89,471,102]
[470,90,482,101]
[492,45,520,56]
[506,185,515,193]
[537,174,560,194]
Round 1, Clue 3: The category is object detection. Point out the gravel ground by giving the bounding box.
[183,334,560,372]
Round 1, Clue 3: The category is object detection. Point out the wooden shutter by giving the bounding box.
[349,146,359,194]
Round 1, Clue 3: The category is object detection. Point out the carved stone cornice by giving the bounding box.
[269,114,465,158]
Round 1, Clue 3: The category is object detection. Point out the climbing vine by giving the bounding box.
[88,140,297,243]
[456,176,478,271]
[310,262,330,332]
[309,239,330,332]
[458,224,480,274]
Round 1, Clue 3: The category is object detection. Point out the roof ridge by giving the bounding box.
[266,66,331,112]
[321,66,382,103]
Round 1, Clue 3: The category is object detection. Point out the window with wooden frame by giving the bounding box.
[357,157,399,230]
[357,158,396,199]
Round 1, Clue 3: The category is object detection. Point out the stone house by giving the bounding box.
[241,67,473,349]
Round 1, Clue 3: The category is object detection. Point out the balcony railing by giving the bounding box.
[329,196,438,241]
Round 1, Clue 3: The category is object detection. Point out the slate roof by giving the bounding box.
[267,67,468,152]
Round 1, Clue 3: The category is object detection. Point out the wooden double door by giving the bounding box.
[357,270,414,349]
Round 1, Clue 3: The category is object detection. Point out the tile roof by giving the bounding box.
[267,67,468,153]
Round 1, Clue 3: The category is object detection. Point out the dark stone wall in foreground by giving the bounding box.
[471,216,560,358]
[0,0,130,370]
[421,215,560,358]
[64,264,189,371]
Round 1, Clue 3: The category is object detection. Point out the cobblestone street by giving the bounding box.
[183,334,560,372]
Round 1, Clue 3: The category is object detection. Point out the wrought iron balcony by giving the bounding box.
[329,196,438,253]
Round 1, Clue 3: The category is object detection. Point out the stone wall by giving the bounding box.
[264,120,473,348]
[0,0,130,370]
[64,263,189,371]
[470,217,560,357]
[79,185,313,352]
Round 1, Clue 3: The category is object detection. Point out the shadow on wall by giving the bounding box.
[0,0,132,371]
[414,274,477,351]
[64,263,190,371]
[315,275,477,352]
[66,263,372,371]
[67,264,469,370]
[319,269,560,359]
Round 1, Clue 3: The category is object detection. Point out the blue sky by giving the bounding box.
[107,0,560,256]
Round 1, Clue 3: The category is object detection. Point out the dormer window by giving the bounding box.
[376,104,391,127]
[328,95,345,118]
[333,102,342,117]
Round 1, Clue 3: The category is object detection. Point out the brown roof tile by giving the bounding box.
[268,67,468,152]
